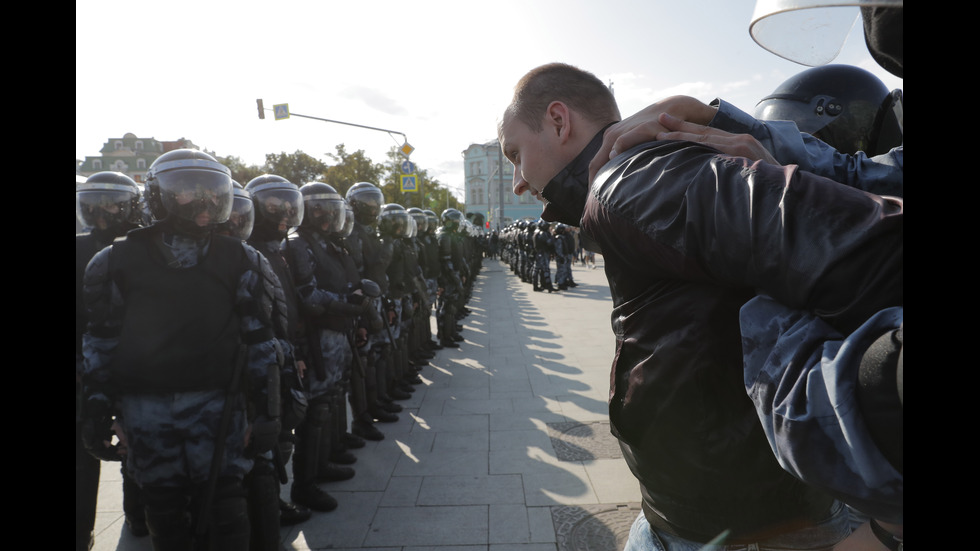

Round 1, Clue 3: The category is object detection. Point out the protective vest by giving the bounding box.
[108,228,245,392]
[293,230,360,333]
[353,223,389,294]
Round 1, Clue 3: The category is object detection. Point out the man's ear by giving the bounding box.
[546,101,571,143]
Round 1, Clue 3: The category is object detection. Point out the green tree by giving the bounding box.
[378,147,460,211]
[322,144,385,197]
[264,150,328,186]
[215,154,264,185]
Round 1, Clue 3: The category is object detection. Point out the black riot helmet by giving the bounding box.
[345,182,385,226]
[76,171,142,233]
[423,210,439,235]
[754,64,902,156]
[407,207,428,235]
[300,182,346,235]
[536,219,550,232]
[216,181,255,240]
[379,203,411,238]
[441,208,463,232]
[145,149,233,236]
[245,174,304,240]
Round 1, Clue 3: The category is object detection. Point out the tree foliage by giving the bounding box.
[215,154,265,186]
[212,146,463,213]
[264,150,328,186]
[377,147,460,212]
[322,144,384,197]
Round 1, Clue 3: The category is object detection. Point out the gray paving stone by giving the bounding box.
[364,505,488,547]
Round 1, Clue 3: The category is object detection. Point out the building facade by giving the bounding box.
[76,133,199,183]
[462,140,542,230]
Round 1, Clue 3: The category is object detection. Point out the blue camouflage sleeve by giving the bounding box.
[81,245,122,405]
[741,296,903,523]
[238,243,283,420]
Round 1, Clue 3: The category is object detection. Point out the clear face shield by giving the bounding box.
[351,189,384,226]
[411,212,428,235]
[218,191,255,240]
[749,0,901,66]
[156,168,233,229]
[305,195,346,234]
[76,184,138,231]
[340,206,355,238]
[254,186,304,235]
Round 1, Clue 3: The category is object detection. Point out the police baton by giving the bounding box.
[195,344,246,542]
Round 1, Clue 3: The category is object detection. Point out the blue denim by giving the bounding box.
[624,501,849,551]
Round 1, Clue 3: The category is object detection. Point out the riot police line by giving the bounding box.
[495,218,581,293]
[76,151,486,551]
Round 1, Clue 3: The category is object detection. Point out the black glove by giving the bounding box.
[79,397,123,462]
[363,298,384,332]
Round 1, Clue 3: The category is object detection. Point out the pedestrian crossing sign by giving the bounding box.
[401,174,417,192]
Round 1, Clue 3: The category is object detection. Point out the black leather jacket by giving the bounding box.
[543,132,902,541]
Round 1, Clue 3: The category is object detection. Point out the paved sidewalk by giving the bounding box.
[92,256,642,551]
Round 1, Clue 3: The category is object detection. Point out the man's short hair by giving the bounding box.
[505,63,621,132]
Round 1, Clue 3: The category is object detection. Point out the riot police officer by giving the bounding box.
[75,171,146,549]
[531,219,557,293]
[80,149,282,551]
[284,182,376,512]
[435,209,466,347]
[345,182,401,438]
[242,174,312,537]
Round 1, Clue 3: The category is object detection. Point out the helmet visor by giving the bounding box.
[305,195,346,234]
[76,185,138,230]
[157,169,233,227]
[220,195,255,240]
[340,206,355,238]
[255,187,304,229]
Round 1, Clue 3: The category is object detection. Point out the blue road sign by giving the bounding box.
[401,174,417,192]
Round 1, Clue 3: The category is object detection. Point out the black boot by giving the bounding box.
[246,458,282,551]
[279,499,311,526]
[317,403,355,482]
[290,409,338,512]
[351,413,384,441]
[328,394,357,466]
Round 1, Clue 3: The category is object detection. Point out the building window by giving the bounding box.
[92,159,102,170]
[135,141,144,150]
[114,141,123,150]
[137,158,146,169]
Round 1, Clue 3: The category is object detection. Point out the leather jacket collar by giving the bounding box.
[540,124,614,226]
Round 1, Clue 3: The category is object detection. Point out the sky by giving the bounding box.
[76,0,901,198]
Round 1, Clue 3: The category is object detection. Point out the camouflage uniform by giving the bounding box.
[82,227,282,550]
[284,227,366,510]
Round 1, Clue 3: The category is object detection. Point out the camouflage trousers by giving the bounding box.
[117,390,251,488]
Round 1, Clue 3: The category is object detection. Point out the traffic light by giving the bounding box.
[256,99,265,119]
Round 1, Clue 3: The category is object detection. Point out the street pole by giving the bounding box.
[497,143,505,229]
[486,163,498,231]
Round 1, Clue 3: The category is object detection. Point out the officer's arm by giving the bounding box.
[239,245,282,453]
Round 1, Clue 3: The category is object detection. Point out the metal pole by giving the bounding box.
[497,143,505,229]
